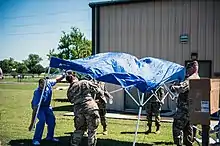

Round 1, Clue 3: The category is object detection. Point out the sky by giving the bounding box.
[0,0,108,67]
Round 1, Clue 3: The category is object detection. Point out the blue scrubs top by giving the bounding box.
[31,79,57,109]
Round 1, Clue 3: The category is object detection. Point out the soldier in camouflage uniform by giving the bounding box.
[145,87,165,134]
[91,80,113,135]
[171,61,200,146]
[66,72,105,146]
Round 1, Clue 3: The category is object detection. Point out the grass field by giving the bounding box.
[0,81,202,146]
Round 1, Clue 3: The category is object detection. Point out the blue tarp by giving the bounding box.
[49,52,185,93]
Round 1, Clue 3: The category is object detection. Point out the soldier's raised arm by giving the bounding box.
[84,80,105,96]
[178,80,189,93]
[158,87,165,97]
[102,83,113,100]
[170,79,189,93]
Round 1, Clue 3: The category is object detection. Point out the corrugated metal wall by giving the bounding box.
[97,0,220,111]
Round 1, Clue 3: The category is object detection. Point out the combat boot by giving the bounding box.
[176,131,183,146]
[70,135,80,146]
[145,125,152,134]
[83,131,88,137]
[69,132,83,146]
[103,126,108,135]
[89,137,97,146]
[155,126,160,134]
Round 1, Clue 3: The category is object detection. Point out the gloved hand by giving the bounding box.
[97,88,104,96]
[109,98,113,104]
[45,76,50,79]
[62,71,66,76]
[28,122,35,131]
[169,85,176,92]
[61,69,66,74]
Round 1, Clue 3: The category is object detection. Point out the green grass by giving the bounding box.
[0,77,41,83]
[0,83,202,146]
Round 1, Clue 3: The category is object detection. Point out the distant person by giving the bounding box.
[28,73,65,145]
[91,79,113,135]
[17,74,21,82]
[145,87,164,134]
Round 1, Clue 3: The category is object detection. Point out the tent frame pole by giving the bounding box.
[108,82,179,146]
[125,89,140,106]
[133,92,144,146]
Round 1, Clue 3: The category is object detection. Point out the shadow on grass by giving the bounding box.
[53,98,69,103]
[120,131,146,134]
[120,131,167,135]
[120,132,174,145]
[8,136,164,146]
[153,141,174,145]
[52,105,73,112]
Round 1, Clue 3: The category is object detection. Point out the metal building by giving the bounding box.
[89,0,220,113]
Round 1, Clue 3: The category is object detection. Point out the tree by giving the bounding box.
[0,60,11,73]
[16,63,28,74]
[47,48,58,59]
[47,27,92,60]
[23,54,43,73]
[0,58,17,73]
[32,64,45,76]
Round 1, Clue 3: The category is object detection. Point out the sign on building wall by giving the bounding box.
[180,34,189,44]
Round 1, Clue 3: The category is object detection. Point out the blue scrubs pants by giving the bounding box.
[33,107,55,141]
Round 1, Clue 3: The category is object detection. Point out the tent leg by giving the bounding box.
[133,105,142,146]
[133,93,144,146]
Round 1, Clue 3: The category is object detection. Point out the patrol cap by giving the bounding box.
[66,73,78,83]
[66,70,73,75]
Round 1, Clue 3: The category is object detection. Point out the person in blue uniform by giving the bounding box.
[28,74,65,145]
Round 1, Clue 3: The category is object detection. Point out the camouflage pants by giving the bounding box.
[146,102,161,127]
[70,110,100,146]
[82,108,107,130]
[99,108,107,130]
[173,110,193,146]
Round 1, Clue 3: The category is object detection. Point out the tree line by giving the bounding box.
[0,27,92,76]
[0,54,44,75]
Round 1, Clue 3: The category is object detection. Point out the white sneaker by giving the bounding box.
[32,140,40,145]
[45,137,59,142]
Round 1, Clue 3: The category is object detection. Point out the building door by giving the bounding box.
[185,60,212,78]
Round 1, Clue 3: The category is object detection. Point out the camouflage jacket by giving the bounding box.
[91,80,113,105]
[67,80,105,114]
[174,73,200,112]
